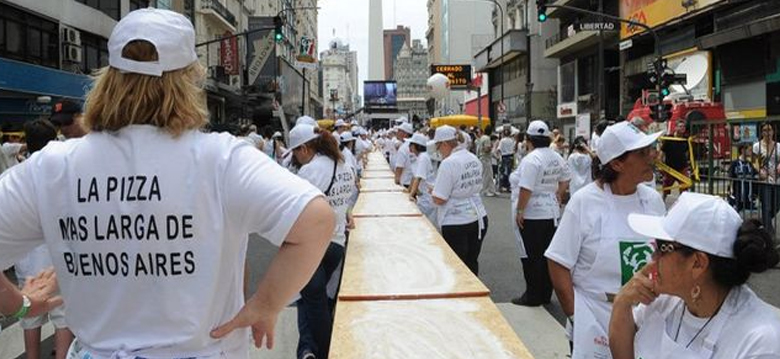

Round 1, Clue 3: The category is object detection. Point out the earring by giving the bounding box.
[691,284,702,304]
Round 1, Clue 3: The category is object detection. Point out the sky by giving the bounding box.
[317,0,429,100]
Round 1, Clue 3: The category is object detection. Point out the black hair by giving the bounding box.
[591,152,629,183]
[484,124,493,136]
[570,136,588,156]
[706,219,779,287]
[410,142,426,154]
[24,119,57,154]
[528,135,551,149]
[595,120,610,136]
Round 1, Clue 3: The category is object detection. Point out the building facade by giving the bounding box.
[321,39,359,119]
[394,39,429,118]
[426,0,493,116]
[383,25,410,81]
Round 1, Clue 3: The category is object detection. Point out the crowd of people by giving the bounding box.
[0,7,779,359]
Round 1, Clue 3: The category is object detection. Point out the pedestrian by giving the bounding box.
[286,124,356,359]
[513,132,526,168]
[0,9,335,358]
[407,133,436,225]
[393,122,415,187]
[611,193,780,358]
[512,120,571,307]
[498,129,516,192]
[591,120,610,156]
[14,119,74,359]
[729,144,758,211]
[660,120,690,199]
[431,125,489,275]
[567,136,593,196]
[545,121,664,358]
[753,122,780,232]
[0,126,26,174]
[50,99,88,139]
[475,125,497,197]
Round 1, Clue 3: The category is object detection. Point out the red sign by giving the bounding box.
[220,32,239,75]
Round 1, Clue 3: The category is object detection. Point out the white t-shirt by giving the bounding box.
[341,147,358,177]
[432,149,487,226]
[297,154,355,247]
[633,285,780,358]
[395,141,416,186]
[0,125,322,358]
[499,137,516,156]
[262,137,274,157]
[475,135,492,159]
[591,132,601,154]
[567,152,593,195]
[246,132,263,149]
[0,142,23,173]
[544,182,665,285]
[413,152,436,199]
[516,147,571,220]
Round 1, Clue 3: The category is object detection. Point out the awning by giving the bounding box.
[697,13,780,49]
[0,58,90,99]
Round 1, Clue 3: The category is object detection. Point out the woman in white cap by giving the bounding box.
[431,125,488,275]
[545,121,664,358]
[393,122,416,188]
[511,120,570,307]
[0,9,335,359]
[611,192,780,358]
[407,133,436,225]
[287,124,356,359]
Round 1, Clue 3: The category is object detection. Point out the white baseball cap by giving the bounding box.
[433,125,457,143]
[296,115,319,128]
[527,120,551,137]
[283,124,318,157]
[395,117,409,124]
[409,133,430,147]
[335,119,347,128]
[628,192,743,259]
[340,132,356,143]
[108,8,197,77]
[597,121,662,164]
[398,123,414,135]
[272,131,282,138]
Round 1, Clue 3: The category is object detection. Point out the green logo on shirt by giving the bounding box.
[620,241,653,285]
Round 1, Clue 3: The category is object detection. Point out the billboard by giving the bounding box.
[364,81,397,108]
[620,0,725,39]
[430,64,472,89]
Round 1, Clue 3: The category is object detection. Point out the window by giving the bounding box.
[130,0,150,12]
[0,4,59,68]
[76,0,120,20]
[560,60,575,103]
[81,32,108,74]
[577,55,596,95]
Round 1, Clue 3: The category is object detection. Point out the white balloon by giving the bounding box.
[427,73,450,99]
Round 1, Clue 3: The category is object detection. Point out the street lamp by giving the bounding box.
[454,0,505,122]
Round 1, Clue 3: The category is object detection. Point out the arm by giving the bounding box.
[1,268,62,319]
[557,181,570,204]
[515,188,532,229]
[394,166,403,185]
[548,260,575,316]
[212,197,335,348]
[609,264,657,359]
[408,177,421,198]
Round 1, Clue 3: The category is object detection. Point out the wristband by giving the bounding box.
[13,295,31,319]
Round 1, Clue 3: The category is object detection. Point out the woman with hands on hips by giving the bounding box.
[611,192,780,359]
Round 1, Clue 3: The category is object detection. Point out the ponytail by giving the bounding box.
[308,128,343,163]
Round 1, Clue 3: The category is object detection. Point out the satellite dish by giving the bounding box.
[670,54,708,94]
[427,73,450,99]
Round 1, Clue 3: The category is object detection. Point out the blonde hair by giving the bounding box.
[83,41,208,137]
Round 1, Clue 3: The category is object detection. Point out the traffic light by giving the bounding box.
[273,16,283,43]
[537,0,548,22]
[650,103,673,123]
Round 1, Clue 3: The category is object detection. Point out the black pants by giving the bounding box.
[441,216,489,275]
[519,219,556,304]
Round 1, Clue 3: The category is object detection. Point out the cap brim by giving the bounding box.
[626,131,663,152]
[627,213,673,241]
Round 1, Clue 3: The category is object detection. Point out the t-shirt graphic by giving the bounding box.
[620,241,653,285]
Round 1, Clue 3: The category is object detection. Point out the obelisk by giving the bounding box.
[368,0,385,80]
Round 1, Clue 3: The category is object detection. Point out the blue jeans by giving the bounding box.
[500,155,513,189]
[296,242,345,359]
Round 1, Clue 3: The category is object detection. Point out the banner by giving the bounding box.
[576,113,591,139]
[296,36,318,69]
[220,31,239,75]
[620,0,725,39]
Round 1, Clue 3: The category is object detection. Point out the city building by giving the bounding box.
[368,0,384,80]
[383,25,411,81]
[474,0,559,129]
[426,0,493,117]
[541,0,618,137]
[321,39,359,119]
[394,39,429,118]
[0,0,160,127]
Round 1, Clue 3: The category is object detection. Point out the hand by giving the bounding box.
[515,212,524,229]
[21,268,63,318]
[211,295,279,349]
[614,263,658,307]
[408,195,417,203]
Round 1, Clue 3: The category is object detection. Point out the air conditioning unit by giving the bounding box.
[64,44,82,63]
[62,27,81,46]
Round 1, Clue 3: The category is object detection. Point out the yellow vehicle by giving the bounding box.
[429,115,491,130]
[317,119,335,130]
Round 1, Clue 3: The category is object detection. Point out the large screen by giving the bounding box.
[364,81,397,108]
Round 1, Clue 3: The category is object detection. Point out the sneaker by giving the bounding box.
[301,352,316,359]
[485,192,496,197]
[511,295,546,307]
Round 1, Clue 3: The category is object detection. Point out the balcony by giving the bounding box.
[547,0,588,18]
[543,25,616,58]
[474,29,528,72]
[201,0,237,30]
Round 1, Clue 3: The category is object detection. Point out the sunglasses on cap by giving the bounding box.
[651,239,687,258]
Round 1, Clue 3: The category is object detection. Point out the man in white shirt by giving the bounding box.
[475,127,496,196]
[498,130,516,192]
[394,123,415,187]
